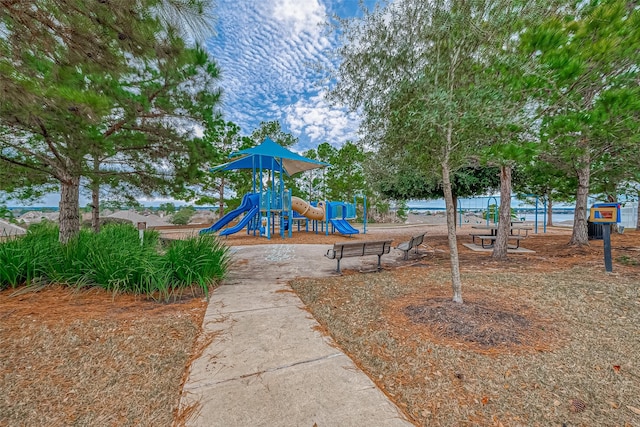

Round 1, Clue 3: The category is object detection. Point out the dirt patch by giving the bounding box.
[2,226,639,426]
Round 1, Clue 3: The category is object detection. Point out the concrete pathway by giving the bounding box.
[181,244,413,427]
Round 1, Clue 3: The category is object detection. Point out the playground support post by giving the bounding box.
[286,189,292,239]
[486,196,498,224]
[266,189,271,240]
[539,196,545,234]
[352,194,367,234]
[363,195,367,234]
[324,199,329,236]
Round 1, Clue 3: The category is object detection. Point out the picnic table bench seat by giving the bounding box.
[470,233,525,249]
[509,226,532,237]
[325,240,393,273]
[396,232,427,260]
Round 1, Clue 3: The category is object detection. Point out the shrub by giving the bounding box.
[80,217,130,228]
[0,223,229,300]
[170,206,196,225]
[163,236,230,300]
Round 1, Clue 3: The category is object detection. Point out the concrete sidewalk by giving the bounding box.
[181,244,413,427]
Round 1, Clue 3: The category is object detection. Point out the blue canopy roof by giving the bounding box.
[211,155,286,174]
[211,138,329,176]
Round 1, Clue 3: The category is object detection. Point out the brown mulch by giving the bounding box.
[0,286,207,427]
[290,228,640,426]
[1,225,639,426]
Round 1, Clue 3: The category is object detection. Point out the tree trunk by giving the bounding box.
[637,191,640,230]
[218,177,225,220]
[492,165,512,260]
[547,197,553,227]
[91,187,100,233]
[442,161,463,304]
[59,176,81,244]
[608,194,619,234]
[91,158,100,233]
[569,159,590,246]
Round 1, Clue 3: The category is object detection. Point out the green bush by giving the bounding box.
[483,204,519,222]
[163,236,229,300]
[0,223,229,300]
[170,206,196,225]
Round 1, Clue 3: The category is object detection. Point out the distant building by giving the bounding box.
[0,219,26,239]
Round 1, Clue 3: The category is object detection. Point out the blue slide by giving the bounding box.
[199,193,260,235]
[219,206,260,236]
[329,219,360,235]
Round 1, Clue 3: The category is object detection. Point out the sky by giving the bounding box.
[206,0,376,152]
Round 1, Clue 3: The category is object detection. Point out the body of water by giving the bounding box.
[403,198,576,224]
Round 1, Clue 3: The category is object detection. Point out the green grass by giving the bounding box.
[616,255,638,266]
[0,223,229,300]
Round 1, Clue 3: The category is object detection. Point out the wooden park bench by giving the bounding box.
[470,233,525,249]
[325,240,393,273]
[396,232,427,260]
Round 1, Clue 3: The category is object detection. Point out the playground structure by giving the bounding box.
[199,138,365,239]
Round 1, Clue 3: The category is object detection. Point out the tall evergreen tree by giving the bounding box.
[519,0,640,245]
[0,0,218,242]
[192,119,253,218]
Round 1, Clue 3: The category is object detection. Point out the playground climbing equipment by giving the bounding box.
[199,138,365,239]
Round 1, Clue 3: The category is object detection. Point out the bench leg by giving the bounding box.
[336,259,341,273]
[377,254,382,270]
[481,239,493,249]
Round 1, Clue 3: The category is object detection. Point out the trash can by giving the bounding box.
[587,221,603,240]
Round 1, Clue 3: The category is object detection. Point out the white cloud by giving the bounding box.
[271,0,326,37]
[206,0,360,150]
[283,94,360,149]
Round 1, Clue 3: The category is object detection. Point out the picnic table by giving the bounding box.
[471,223,533,236]
[469,224,533,248]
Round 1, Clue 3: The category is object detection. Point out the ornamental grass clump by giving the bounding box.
[163,235,230,300]
[0,223,229,300]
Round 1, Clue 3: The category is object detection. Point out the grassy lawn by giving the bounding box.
[290,233,640,426]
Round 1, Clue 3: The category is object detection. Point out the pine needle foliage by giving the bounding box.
[0,0,220,244]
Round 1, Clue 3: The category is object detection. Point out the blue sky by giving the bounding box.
[206,0,375,151]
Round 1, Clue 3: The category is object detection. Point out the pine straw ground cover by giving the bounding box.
[1,226,639,426]
[290,230,640,427]
[0,286,209,427]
